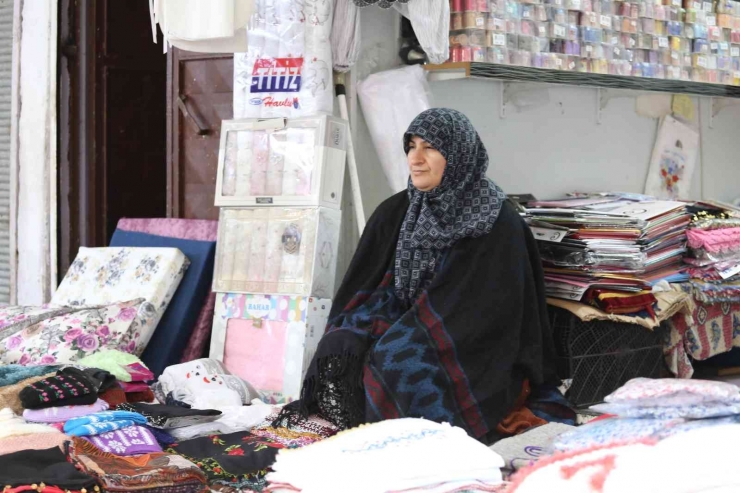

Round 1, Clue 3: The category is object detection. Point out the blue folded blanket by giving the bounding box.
[64,411,147,437]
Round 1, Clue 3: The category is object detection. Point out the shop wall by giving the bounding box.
[431,80,740,203]
[354,7,740,218]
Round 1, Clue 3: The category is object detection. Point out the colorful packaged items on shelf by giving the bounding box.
[208,293,330,404]
[448,0,740,85]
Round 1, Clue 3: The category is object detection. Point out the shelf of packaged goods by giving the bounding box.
[424,62,740,99]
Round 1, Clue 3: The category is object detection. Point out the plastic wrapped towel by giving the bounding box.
[357,65,432,193]
[331,0,361,72]
[394,0,450,65]
[233,0,334,119]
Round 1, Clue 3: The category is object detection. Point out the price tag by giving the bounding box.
[711,42,719,50]
[570,0,582,9]
[672,51,680,59]
[494,17,505,29]
[630,37,636,47]
[538,25,547,36]
[735,71,740,78]
[614,47,621,56]
[554,25,566,37]
[555,57,563,66]
[733,46,740,57]
[530,227,567,243]
[721,41,729,50]
[523,9,531,18]
[697,55,708,67]
[569,61,576,69]
[494,33,506,46]
[586,44,593,52]
[476,16,485,27]
[693,1,701,9]
[659,36,669,48]
[600,14,612,28]
[719,263,740,279]
[588,12,597,24]
[703,1,712,11]
[707,14,717,25]
[672,0,681,6]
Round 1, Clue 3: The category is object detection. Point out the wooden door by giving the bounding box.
[167,50,233,220]
[58,0,167,276]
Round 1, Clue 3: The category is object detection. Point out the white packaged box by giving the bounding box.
[209,293,331,404]
[215,115,348,209]
[213,207,341,298]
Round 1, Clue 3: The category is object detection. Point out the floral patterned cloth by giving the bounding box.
[0,300,144,365]
[51,247,190,355]
[0,305,77,341]
[664,298,740,378]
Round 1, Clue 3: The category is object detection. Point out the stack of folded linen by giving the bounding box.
[265,418,506,493]
[550,377,740,453]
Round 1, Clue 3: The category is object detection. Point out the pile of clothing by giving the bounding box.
[548,378,740,453]
[522,193,690,313]
[665,203,740,377]
[265,418,508,493]
[507,377,740,491]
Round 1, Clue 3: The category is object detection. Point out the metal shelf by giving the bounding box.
[425,62,740,99]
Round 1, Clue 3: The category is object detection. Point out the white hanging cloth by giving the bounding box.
[149,0,255,53]
[393,0,450,65]
[331,0,361,72]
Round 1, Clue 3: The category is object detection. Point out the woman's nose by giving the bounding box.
[408,148,424,166]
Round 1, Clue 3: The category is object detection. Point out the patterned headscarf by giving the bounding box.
[395,108,506,302]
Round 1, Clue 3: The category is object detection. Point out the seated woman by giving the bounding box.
[278,108,561,444]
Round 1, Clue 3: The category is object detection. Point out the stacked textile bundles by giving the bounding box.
[682,204,740,303]
[525,194,690,314]
[508,378,740,492]
[664,202,740,377]
[265,418,507,493]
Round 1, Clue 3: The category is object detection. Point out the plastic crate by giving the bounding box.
[549,306,665,409]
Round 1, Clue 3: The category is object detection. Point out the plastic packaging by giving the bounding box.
[233,0,334,120]
[216,115,348,209]
[357,65,432,193]
[213,207,341,298]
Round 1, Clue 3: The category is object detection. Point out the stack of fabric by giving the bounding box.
[0,408,68,455]
[68,436,207,493]
[78,350,156,405]
[265,418,506,493]
[0,364,59,414]
[525,194,690,312]
[509,423,740,492]
[0,447,100,493]
[664,204,740,377]
[166,413,339,492]
[549,378,740,453]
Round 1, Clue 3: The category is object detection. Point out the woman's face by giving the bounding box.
[407,136,447,192]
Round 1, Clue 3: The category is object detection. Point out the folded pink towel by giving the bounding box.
[687,227,740,252]
[22,399,109,423]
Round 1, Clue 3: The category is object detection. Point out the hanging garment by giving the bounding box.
[331,0,361,72]
[394,0,450,65]
[149,0,254,53]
